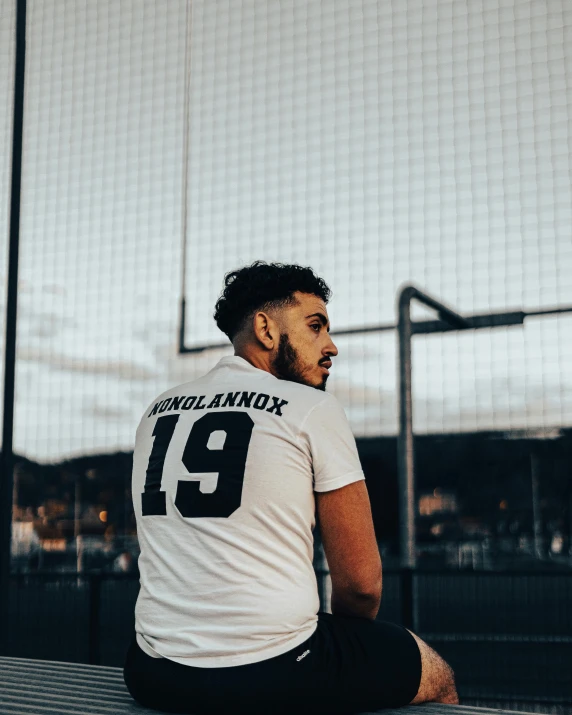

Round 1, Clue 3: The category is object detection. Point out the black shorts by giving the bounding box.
[123,612,421,715]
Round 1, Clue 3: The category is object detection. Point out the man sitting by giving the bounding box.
[124,261,458,714]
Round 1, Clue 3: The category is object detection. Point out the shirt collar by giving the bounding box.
[215,355,271,375]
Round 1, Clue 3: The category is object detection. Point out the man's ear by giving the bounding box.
[252,310,277,350]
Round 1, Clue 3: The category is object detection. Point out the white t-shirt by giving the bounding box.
[133,355,365,667]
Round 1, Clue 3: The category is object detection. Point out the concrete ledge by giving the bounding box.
[0,655,539,715]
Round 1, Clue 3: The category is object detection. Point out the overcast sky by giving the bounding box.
[0,0,571,462]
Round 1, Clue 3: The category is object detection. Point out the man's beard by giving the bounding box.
[271,333,326,391]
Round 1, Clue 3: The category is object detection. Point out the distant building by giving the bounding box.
[11,521,41,558]
[418,489,458,516]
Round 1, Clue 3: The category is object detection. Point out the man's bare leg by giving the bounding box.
[407,630,459,705]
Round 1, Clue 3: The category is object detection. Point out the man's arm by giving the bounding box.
[316,480,382,620]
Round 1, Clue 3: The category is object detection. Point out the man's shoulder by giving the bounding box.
[267,380,343,419]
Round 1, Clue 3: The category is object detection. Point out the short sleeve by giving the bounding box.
[298,394,365,492]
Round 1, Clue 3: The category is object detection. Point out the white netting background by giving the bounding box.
[0,0,569,460]
[182,1,572,437]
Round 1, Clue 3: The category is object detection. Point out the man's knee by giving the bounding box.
[406,630,459,705]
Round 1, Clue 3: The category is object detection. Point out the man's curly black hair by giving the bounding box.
[213,261,332,342]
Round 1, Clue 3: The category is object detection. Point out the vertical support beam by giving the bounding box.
[74,477,82,574]
[400,568,415,630]
[0,0,27,651]
[569,492,572,567]
[397,288,416,569]
[396,285,467,572]
[530,450,543,561]
[178,1,191,354]
[88,572,102,665]
[178,296,187,353]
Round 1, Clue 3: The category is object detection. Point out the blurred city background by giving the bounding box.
[0,0,571,713]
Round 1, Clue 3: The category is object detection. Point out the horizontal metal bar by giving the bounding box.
[412,311,526,335]
[399,285,470,329]
[384,568,572,577]
[178,305,572,353]
[9,571,140,581]
[179,341,230,354]
[524,305,572,319]
[412,305,572,335]
[10,567,572,579]
[459,694,572,706]
[421,633,572,644]
[178,321,398,354]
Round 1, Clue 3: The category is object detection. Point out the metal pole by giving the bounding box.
[400,568,415,630]
[74,478,81,539]
[178,305,572,354]
[124,471,129,544]
[569,491,572,565]
[88,572,102,665]
[179,1,192,354]
[396,285,468,571]
[397,288,416,569]
[12,466,19,522]
[0,0,27,651]
[530,450,543,561]
[75,478,82,573]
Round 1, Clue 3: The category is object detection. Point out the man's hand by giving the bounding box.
[316,480,382,620]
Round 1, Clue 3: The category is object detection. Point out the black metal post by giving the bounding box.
[397,288,415,569]
[530,449,543,561]
[178,296,187,353]
[400,568,415,630]
[396,285,468,570]
[88,572,102,665]
[0,0,27,651]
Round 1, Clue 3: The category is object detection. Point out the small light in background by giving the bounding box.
[99,510,108,523]
[499,500,508,510]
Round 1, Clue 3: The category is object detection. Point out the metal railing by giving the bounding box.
[2,567,571,709]
[395,285,572,571]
